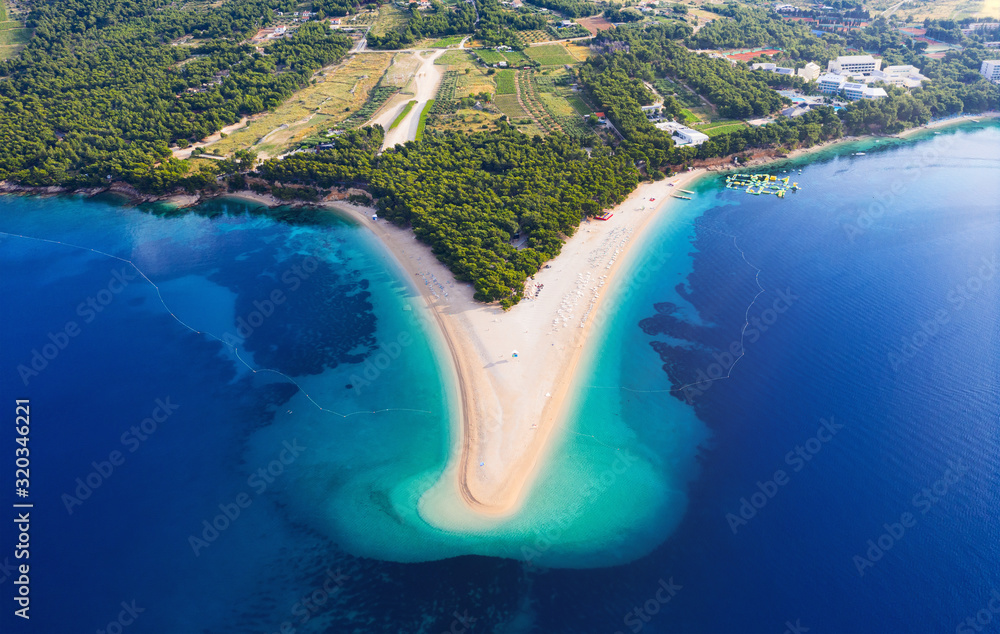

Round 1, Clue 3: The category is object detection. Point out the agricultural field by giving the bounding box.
[496,69,516,94]
[0,0,30,60]
[655,76,714,122]
[207,53,394,157]
[436,50,497,98]
[515,29,555,46]
[494,94,546,136]
[524,43,576,66]
[550,22,590,39]
[563,42,591,62]
[474,48,534,67]
[475,49,507,64]
[576,14,615,35]
[343,9,378,28]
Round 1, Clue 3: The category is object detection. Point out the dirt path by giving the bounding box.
[378,49,446,150]
[171,117,252,159]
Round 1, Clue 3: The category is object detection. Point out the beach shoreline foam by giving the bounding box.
[326,169,707,523]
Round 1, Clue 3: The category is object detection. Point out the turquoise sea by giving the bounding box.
[1,122,999,632]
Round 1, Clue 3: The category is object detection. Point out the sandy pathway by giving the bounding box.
[171,117,251,159]
[379,49,446,150]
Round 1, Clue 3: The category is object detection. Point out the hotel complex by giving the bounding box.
[981,60,1000,85]
[813,55,929,99]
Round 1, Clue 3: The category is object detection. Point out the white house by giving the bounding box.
[655,121,710,146]
[752,62,796,76]
[828,54,881,76]
[980,60,1000,84]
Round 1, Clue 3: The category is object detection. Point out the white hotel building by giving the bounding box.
[827,55,881,75]
[981,60,1000,85]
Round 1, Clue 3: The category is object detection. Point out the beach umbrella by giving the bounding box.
[511,350,518,358]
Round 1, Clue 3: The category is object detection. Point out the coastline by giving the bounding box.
[4,111,993,208]
[326,169,707,517]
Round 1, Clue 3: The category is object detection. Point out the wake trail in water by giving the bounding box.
[1,230,434,419]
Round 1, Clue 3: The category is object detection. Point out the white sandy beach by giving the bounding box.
[327,169,706,519]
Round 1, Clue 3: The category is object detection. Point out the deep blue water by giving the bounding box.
[1,123,999,633]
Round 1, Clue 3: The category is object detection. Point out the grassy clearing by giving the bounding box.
[678,108,700,124]
[425,107,504,135]
[425,34,466,48]
[697,120,748,136]
[210,53,393,156]
[436,50,471,65]
[415,99,434,140]
[496,69,516,94]
[390,100,417,129]
[371,3,409,37]
[524,43,575,66]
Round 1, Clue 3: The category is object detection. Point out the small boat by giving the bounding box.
[854,152,866,156]
[672,195,691,200]
[678,189,695,194]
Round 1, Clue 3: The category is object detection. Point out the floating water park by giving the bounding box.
[725,173,800,198]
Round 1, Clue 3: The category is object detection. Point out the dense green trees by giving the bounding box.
[688,3,842,65]
[257,127,384,185]
[603,6,644,23]
[0,0,351,187]
[522,0,598,19]
[366,0,477,49]
[582,25,785,128]
[256,126,638,306]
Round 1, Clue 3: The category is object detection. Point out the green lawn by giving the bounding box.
[415,99,434,140]
[429,34,465,48]
[390,100,417,129]
[678,108,700,124]
[697,120,748,136]
[524,44,575,66]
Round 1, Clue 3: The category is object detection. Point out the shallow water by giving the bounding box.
[2,122,998,632]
